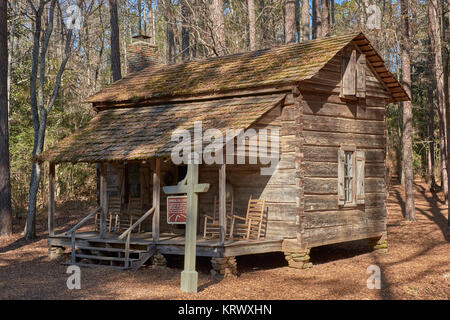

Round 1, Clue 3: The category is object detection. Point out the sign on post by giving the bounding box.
[162,152,210,293]
[167,196,187,224]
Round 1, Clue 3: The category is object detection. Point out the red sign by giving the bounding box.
[167,196,187,224]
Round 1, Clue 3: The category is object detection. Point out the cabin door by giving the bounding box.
[124,163,152,210]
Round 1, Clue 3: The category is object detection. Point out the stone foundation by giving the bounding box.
[284,249,312,269]
[48,246,65,260]
[210,257,238,278]
[151,253,167,268]
[368,233,388,253]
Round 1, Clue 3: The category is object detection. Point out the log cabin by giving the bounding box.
[39,32,408,274]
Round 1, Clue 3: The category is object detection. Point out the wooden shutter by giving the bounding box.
[338,149,345,205]
[356,150,366,204]
[356,52,366,98]
[341,48,356,96]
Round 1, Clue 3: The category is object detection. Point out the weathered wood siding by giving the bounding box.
[196,97,299,239]
[248,98,299,239]
[298,49,388,248]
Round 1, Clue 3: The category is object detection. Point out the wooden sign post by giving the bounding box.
[163,153,209,293]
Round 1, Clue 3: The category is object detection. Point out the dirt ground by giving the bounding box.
[0,182,449,300]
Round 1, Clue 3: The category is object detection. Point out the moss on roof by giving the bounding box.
[85,33,365,104]
[39,94,286,163]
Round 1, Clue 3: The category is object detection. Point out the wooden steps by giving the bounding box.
[75,253,140,262]
[69,237,156,270]
[76,245,147,254]
[62,262,127,271]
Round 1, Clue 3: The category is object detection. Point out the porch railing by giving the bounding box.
[65,206,101,264]
[118,206,156,268]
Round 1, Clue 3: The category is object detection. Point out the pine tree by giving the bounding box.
[109,0,122,81]
[400,0,416,220]
[285,0,297,44]
[0,0,12,236]
[248,0,257,50]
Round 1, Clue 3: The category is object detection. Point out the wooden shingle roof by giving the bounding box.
[39,94,286,163]
[85,32,408,105]
[40,33,408,164]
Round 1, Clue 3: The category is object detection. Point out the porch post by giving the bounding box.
[48,162,55,236]
[162,154,210,293]
[219,163,227,244]
[99,162,108,238]
[152,158,160,242]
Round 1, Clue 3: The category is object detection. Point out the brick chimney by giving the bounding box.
[126,35,159,74]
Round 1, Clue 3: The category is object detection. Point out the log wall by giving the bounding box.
[298,49,388,248]
[100,46,389,246]
[197,99,299,239]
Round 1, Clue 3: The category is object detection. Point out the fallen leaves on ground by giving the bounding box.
[0,182,448,299]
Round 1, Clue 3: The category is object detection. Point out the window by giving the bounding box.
[344,151,354,203]
[338,148,365,206]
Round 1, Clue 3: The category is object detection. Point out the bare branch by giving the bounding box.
[38,0,56,112]
[46,29,73,113]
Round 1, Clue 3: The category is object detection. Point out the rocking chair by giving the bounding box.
[203,195,234,239]
[229,196,265,241]
[94,195,122,233]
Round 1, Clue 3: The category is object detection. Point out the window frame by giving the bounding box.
[343,150,356,205]
[340,145,357,207]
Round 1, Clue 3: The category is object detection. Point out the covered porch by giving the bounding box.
[45,158,277,268]
[48,231,284,258]
[39,94,288,270]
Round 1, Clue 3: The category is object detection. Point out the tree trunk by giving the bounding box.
[430,0,448,200]
[400,0,415,221]
[321,0,330,37]
[259,0,267,47]
[285,0,297,44]
[441,0,450,226]
[427,84,437,189]
[427,33,437,190]
[7,0,17,116]
[165,0,176,64]
[25,103,49,239]
[210,0,226,56]
[0,0,12,236]
[24,1,44,239]
[146,0,155,43]
[397,103,403,181]
[330,0,335,32]
[24,0,72,239]
[301,0,310,41]
[312,0,321,39]
[109,0,122,82]
[248,0,257,50]
[137,0,142,35]
[181,0,190,61]
[295,0,300,42]
[361,0,369,29]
